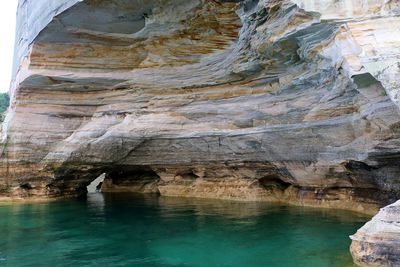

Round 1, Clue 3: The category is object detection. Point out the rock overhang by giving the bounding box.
[1,0,400,219]
[27,0,243,72]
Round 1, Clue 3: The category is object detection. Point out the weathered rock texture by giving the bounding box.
[1,0,400,215]
[351,200,400,266]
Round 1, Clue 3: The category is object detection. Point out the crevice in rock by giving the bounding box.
[175,170,200,180]
[259,175,292,190]
[101,165,161,194]
[344,160,377,172]
[20,183,33,190]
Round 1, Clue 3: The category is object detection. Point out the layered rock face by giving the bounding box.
[1,0,400,215]
[351,200,400,266]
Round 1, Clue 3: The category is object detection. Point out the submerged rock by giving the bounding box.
[0,0,400,215]
[350,200,400,267]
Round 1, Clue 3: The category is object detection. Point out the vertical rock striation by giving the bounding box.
[0,0,400,218]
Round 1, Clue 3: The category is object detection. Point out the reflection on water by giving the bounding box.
[86,193,106,225]
[87,192,105,211]
[0,193,368,267]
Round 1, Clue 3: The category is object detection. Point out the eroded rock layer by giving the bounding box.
[1,0,400,215]
[350,200,400,266]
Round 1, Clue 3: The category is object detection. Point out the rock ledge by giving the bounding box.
[351,200,400,266]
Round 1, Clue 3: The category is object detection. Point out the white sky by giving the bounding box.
[0,0,18,93]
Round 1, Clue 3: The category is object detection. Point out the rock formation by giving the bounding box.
[351,200,400,266]
[0,0,399,217]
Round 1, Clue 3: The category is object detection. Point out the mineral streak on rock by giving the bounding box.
[1,0,400,216]
[350,200,400,267]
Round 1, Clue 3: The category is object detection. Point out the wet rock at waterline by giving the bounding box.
[1,1,400,213]
[350,200,400,267]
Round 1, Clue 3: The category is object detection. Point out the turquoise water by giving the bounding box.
[0,193,368,267]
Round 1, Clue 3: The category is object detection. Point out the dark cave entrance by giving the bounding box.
[258,175,292,190]
[82,166,161,195]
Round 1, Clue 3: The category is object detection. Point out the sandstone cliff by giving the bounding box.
[1,0,400,217]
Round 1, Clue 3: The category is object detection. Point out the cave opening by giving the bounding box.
[98,166,161,194]
[259,175,292,190]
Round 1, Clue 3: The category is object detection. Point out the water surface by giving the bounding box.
[0,193,368,267]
